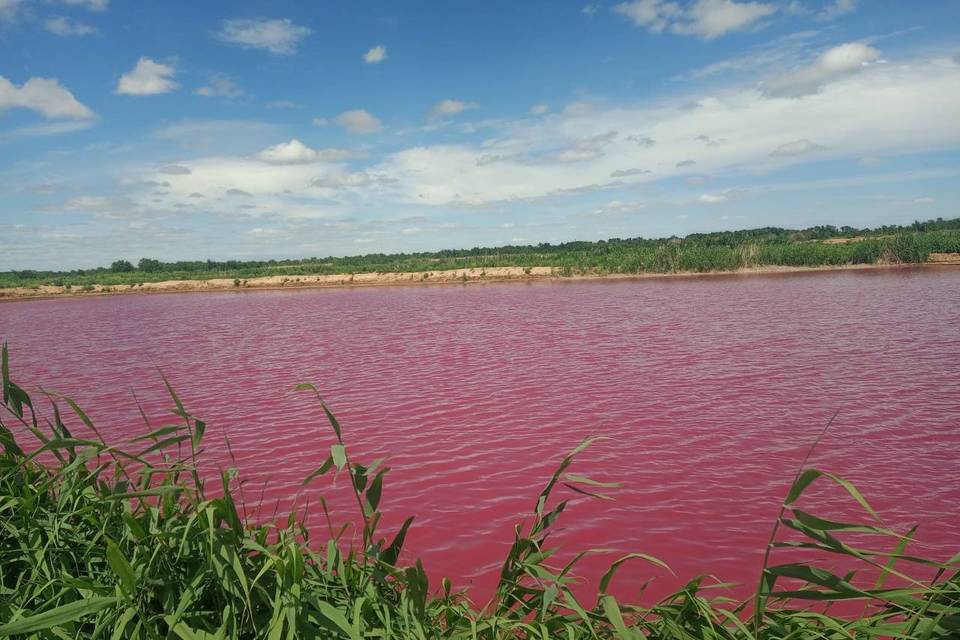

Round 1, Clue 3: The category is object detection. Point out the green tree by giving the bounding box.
[110,260,134,273]
[137,258,163,272]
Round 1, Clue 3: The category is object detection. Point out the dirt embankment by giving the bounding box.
[2,260,958,302]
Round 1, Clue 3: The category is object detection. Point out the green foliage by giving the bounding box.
[3,218,960,289]
[0,344,957,638]
[111,260,135,273]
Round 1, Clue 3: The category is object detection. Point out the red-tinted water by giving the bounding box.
[1,268,958,604]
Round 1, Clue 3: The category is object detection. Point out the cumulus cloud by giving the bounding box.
[257,139,319,164]
[678,0,776,38]
[592,200,645,215]
[0,75,94,119]
[0,0,23,23]
[115,57,178,95]
[217,18,310,55]
[56,0,108,10]
[365,53,960,207]
[610,168,650,177]
[554,131,618,162]
[817,0,857,21]
[194,74,243,98]
[159,165,191,175]
[256,139,358,164]
[64,195,113,210]
[120,49,960,229]
[564,101,594,116]
[627,134,656,146]
[613,0,682,32]
[312,171,395,189]
[44,16,98,36]
[428,99,477,121]
[770,139,826,156]
[614,0,776,39]
[699,192,729,204]
[363,45,387,64]
[335,109,382,134]
[764,42,881,97]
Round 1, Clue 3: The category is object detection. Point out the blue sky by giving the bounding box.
[1,0,959,269]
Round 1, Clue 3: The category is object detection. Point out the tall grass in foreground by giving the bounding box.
[0,344,957,639]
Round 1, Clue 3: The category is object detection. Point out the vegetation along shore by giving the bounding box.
[2,217,959,300]
[0,345,958,638]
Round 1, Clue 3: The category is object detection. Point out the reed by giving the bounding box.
[0,343,957,638]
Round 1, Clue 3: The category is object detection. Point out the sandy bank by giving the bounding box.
[2,260,958,302]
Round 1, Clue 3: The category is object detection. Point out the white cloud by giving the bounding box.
[217,18,310,55]
[554,131,618,162]
[564,101,594,116]
[817,0,857,21]
[335,109,382,134]
[614,0,775,39]
[764,42,880,97]
[311,170,394,188]
[613,0,682,33]
[583,4,599,16]
[55,0,108,11]
[0,120,93,142]
[699,192,729,204]
[0,75,94,119]
[913,196,935,204]
[677,0,776,39]
[266,100,299,109]
[64,195,115,211]
[610,167,650,177]
[367,53,960,206]
[115,57,178,96]
[159,165,191,175]
[0,0,23,23]
[592,200,645,215]
[256,139,359,165]
[530,103,549,115]
[363,45,387,64]
[113,49,960,231]
[44,16,97,36]
[194,75,243,98]
[429,99,477,121]
[770,138,826,156]
[258,139,319,164]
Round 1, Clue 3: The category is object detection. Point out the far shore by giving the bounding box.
[2,257,959,303]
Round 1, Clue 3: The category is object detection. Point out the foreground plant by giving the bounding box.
[0,343,957,638]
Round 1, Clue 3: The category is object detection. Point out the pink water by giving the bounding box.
[1,268,959,603]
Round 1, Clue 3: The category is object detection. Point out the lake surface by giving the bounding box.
[1,267,958,602]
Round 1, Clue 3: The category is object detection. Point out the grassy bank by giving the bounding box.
[3,218,960,290]
[0,344,957,638]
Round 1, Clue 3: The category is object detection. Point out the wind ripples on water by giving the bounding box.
[0,267,958,600]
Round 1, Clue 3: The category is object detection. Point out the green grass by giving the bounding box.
[3,218,960,290]
[0,343,957,638]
